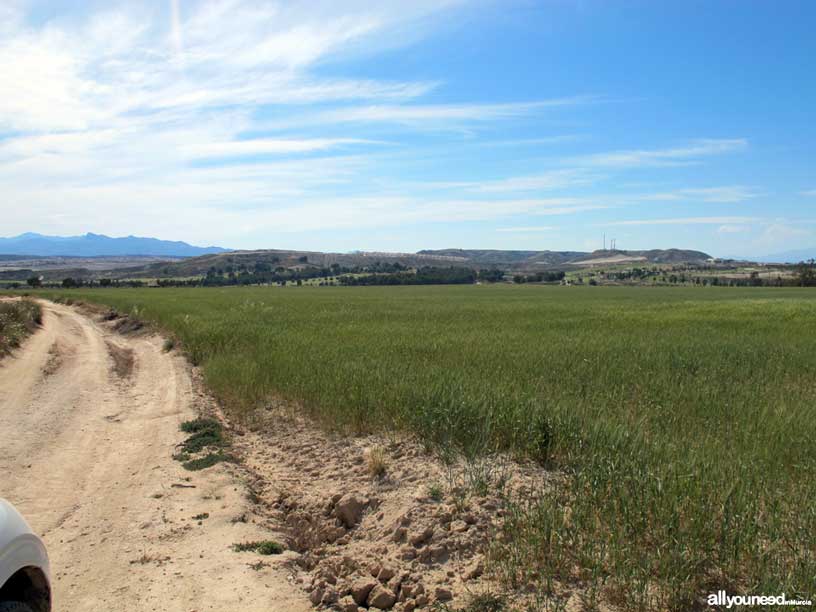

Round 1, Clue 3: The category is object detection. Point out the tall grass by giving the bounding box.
[0,298,42,357]
[40,286,816,608]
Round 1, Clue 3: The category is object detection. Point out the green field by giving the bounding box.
[33,285,816,609]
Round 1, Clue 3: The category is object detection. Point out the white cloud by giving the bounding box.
[602,216,759,227]
[717,224,751,234]
[469,169,597,193]
[0,2,447,135]
[181,138,377,159]
[802,189,816,197]
[496,226,556,232]
[577,139,747,168]
[637,186,759,203]
[281,97,598,129]
[0,2,766,247]
[757,222,811,246]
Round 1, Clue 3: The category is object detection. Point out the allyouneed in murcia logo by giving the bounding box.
[707,591,812,608]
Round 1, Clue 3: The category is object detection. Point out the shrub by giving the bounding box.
[0,299,42,357]
[182,452,234,471]
[232,540,283,555]
[365,445,388,478]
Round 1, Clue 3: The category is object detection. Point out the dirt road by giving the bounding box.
[0,300,309,612]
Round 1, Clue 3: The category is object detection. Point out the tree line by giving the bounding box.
[12,259,816,289]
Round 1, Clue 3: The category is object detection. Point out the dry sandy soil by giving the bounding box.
[1,299,558,612]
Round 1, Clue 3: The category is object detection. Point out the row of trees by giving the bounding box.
[512,271,566,284]
[592,260,816,287]
[15,259,816,290]
[797,259,816,286]
[339,267,477,286]
[17,277,146,289]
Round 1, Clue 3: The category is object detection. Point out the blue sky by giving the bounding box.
[1,0,814,256]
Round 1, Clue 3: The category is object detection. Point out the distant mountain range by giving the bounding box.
[0,233,228,257]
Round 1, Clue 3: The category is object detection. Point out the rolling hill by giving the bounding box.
[0,243,715,283]
[418,248,712,267]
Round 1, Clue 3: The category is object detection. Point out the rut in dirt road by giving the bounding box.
[0,300,309,612]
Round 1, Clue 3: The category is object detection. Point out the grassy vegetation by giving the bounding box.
[174,417,233,471]
[232,539,284,555]
[0,298,42,358]
[36,285,816,609]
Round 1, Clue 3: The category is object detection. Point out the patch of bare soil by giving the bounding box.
[227,403,553,612]
[105,340,134,378]
[41,340,65,377]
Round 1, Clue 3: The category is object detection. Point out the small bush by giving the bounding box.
[178,418,225,453]
[182,452,234,471]
[0,299,42,357]
[365,445,388,478]
[232,540,283,555]
[434,593,507,612]
[181,427,224,454]
[181,417,221,433]
[175,418,231,470]
[428,483,443,501]
[527,412,553,464]
[162,337,175,352]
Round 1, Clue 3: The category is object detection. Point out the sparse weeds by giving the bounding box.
[180,417,221,434]
[433,592,507,612]
[181,425,224,454]
[428,482,443,501]
[365,445,388,478]
[174,417,234,470]
[175,418,231,471]
[130,551,169,566]
[232,540,283,555]
[0,299,42,357]
[182,452,233,471]
[247,560,269,571]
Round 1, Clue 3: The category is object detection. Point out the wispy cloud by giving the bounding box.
[717,224,751,234]
[181,138,379,159]
[463,169,597,193]
[576,139,747,168]
[802,189,816,197]
[635,186,759,203]
[496,226,556,232]
[0,1,770,249]
[757,222,811,245]
[268,97,598,130]
[601,216,759,226]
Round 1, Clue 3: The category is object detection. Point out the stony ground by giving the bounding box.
[227,401,554,612]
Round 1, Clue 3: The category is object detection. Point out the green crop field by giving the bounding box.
[32,285,816,609]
